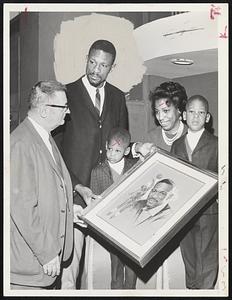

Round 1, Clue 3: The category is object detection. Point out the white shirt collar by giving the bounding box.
[187,128,205,151]
[28,116,55,161]
[28,116,50,140]
[82,75,105,114]
[108,158,125,175]
[82,75,106,90]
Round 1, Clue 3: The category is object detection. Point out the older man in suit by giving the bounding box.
[54,40,128,289]
[10,81,74,289]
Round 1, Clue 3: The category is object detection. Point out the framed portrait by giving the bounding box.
[82,149,218,268]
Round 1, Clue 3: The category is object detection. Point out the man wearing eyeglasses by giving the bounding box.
[10,81,74,289]
[53,39,128,289]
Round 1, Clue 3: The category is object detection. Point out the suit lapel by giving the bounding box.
[101,160,112,179]
[79,79,99,119]
[78,79,112,121]
[24,118,72,213]
[192,130,210,155]
[123,158,135,174]
[24,118,63,179]
[101,83,110,122]
[177,134,190,161]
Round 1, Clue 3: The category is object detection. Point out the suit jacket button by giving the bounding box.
[99,150,102,154]
[61,209,65,213]
[60,184,63,188]
[61,234,64,238]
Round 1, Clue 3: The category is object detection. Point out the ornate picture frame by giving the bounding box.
[82,149,218,267]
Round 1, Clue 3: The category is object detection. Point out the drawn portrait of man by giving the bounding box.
[105,178,175,225]
[99,177,176,245]
[133,179,174,226]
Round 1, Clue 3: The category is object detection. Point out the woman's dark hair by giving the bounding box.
[150,81,188,117]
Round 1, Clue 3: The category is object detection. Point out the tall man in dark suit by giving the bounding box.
[55,40,128,289]
[10,81,74,289]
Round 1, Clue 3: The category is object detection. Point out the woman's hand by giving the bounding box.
[135,142,157,157]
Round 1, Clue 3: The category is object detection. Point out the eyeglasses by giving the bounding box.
[46,104,69,111]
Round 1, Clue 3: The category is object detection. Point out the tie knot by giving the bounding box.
[96,88,100,96]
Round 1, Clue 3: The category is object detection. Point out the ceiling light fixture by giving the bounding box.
[171,58,194,65]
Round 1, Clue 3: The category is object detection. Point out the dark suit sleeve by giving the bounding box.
[119,94,129,130]
[170,141,177,155]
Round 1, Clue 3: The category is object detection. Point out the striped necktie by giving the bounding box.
[95,88,101,115]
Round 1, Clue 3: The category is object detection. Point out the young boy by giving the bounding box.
[171,95,218,289]
[90,127,138,289]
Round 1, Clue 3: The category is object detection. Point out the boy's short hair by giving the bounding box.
[186,95,209,112]
[107,127,131,148]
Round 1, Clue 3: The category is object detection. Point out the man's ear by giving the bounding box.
[110,63,116,73]
[124,146,130,156]
[205,112,211,123]
[183,111,187,121]
[39,104,48,118]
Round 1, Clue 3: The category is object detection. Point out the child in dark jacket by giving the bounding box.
[90,127,138,289]
[171,95,218,289]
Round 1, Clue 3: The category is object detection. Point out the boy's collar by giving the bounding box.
[187,127,205,136]
[108,157,125,170]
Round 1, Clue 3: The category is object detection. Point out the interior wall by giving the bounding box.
[38,12,90,81]
[37,11,165,82]
[10,16,20,132]
[19,12,39,121]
